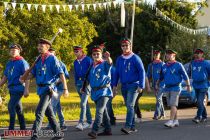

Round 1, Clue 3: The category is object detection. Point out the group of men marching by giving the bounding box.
[0,37,210,140]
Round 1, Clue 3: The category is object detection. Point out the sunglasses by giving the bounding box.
[74,50,79,53]
[121,44,129,47]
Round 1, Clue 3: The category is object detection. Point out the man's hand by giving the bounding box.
[146,87,152,93]
[19,76,25,84]
[112,86,118,97]
[23,89,29,98]
[187,85,192,93]
[137,87,143,93]
[63,89,69,98]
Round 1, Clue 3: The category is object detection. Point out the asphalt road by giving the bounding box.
[1,106,210,140]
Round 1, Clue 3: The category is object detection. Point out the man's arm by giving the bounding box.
[60,73,69,98]
[0,76,7,87]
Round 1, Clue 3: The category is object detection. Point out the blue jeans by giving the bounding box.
[195,88,208,119]
[121,85,139,129]
[32,92,61,138]
[48,91,65,127]
[8,93,26,130]
[76,85,92,124]
[92,96,111,133]
[106,97,116,124]
[154,88,165,117]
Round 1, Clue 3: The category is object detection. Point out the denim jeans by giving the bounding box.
[134,91,143,118]
[8,93,26,130]
[48,91,65,127]
[106,97,116,124]
[92,96,111,133]
[76,84,92,124]
[32,92,61,138]
[154,88,165,117]
[194,88,208,119]
[121,85,139,129]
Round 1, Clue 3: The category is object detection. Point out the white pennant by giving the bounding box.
[107,2,112,7]
[34,4,39,11]
[98,3,102,9]
[81,4,85,12]
[4,2,8,9]
[20,3,24,10]
[93,4,96,11]
[87,4,90,10]
[55,5,60,13]
[63,5,66,11]
[103,3,107,9]
[68,5,72,12]
[49,5,53,12]
[121,2,125,27]
[27,4,32,11]
[75,5,79,11]
[113,1,117,8]
[11,2,17,9]
[42,5,46,12]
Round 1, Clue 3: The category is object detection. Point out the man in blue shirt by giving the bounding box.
[45,48,70,131]
[147,50,165,120]
[0,44,29,131]
[20,38,69,140]
[73,45,92,131]
[189,48,210,123]
[113,38,145,134]
[157,49,191,128]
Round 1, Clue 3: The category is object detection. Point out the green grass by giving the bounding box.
[0,80,156,127]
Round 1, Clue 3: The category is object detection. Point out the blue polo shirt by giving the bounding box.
[88,61,113,101]
[31,55,63,95]
[4,58,29,94]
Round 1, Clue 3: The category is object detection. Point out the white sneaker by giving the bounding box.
[135,118,142,123]
[83,123,91,129]
[173,120,179,127]
[164,120,175,128]
[75,123,83,131]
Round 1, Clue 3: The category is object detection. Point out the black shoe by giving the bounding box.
[201,118,207,123]
[51,136,64,140]
[98,131,112,136]
[60,125,68,131]
[192,117,201,124]
[88,131,97,139]
[130,128,138,133]
[121,128,131,135]
[31,136,38,140]
[110,120,116,125]
[152,116,158,120]
[44,126,52,130]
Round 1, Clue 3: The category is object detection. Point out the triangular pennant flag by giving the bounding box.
[93,4,96,11]
[34,4,39,11]
[63,5,66,11]
[103,3,107,9]
[55,5,60,13]
[113,1,117,8]
[4,2,8,9]
[75,5,79,11]
[20,3,24,10]
[98,3,102,9]
[81,4,85,12]
[49,5,53,12]
[11,2,17,9]
[107,2,112,7]
[87,4,90,10]
[121,2,125,27]
[27,4,32,11]
[42,5,46,12]
[68,5,72,12]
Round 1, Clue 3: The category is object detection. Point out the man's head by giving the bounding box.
[166,49,177,61]
[38,38,52,54]
[194,48,204,59]
[153,50,161,60]
[91,45,103,62]
[120,38,132,54]
[9,44,22,57]
[73,45,83,58]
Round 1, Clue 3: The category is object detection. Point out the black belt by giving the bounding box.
[92,85,110,92]
[165,84,179,88]
[38,84,51,87]
[9,83,22,87]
